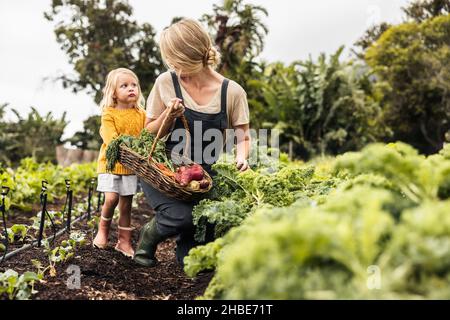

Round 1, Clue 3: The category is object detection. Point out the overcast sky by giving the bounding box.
[0,0,409,139]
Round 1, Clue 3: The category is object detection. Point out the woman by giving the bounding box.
[134,18,251,267]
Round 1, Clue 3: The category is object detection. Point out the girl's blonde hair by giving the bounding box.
[99,68,145,109]
[160,18,221,75]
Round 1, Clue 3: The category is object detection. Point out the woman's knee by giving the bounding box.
[157,203,194,231]
[176,205,194,230]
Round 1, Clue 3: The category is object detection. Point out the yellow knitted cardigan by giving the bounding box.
[97,106,146,175]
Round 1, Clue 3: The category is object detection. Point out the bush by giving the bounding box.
[366,15,450,154]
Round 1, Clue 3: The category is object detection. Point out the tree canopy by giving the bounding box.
[366,14,450,153]
[44,0,163,103]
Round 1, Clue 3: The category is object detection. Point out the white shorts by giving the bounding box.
[97,174,138,196]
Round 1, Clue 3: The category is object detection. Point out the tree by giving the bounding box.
[202,0,268,84]
[403,0,450,22]
[68,115,102,150]
[353,23,391,59]
[44,0,163,104]
[0,106,68,165]
[201,0,269,137]
[250,48,389,158]
[354,0,450,58]
[366,15,450,154]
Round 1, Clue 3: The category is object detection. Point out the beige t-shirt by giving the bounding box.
[146,71,250,128]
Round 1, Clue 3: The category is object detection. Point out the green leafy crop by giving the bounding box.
[186,143,450,300]
[106,129,173,172]
[0,269,42,300]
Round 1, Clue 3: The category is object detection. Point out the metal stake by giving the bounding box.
[37,180,48,248]
[1,186,10,263]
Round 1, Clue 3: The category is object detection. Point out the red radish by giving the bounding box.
[175,166,190,186]
[175,164,205,187]
[189,164,204,181]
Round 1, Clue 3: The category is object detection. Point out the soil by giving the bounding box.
[0,197,213,300]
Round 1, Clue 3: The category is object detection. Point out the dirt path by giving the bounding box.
[0,199,212,300]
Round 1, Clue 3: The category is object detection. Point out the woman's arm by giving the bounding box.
[145,98,185,137]
[234,123,251,171]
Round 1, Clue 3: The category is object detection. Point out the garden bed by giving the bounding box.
[0,199,212,300]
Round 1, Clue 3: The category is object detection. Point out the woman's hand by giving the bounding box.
[145,98,185,136]
[234,124,250,172]
[236,156,249,172]
[167,98,185,119]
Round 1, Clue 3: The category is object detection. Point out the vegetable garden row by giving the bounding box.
[1,142,450,299]
[0,159,103,299]
[184,142,450,299]
[0,158,209,300]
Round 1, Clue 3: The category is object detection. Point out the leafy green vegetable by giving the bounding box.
[184,238,225,278]
[42,231,88,277]
[0,158,96,212]
[192,152,315,242]
[185,142,450,300]
[6,224,29,243]
[193,199,250,242]
[334,142,450,203]
[106,129,174,172]
[0,269,41,300]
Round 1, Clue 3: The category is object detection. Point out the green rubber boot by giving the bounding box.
[133,218,164,267]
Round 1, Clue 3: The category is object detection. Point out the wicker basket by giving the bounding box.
[117,103,213,201]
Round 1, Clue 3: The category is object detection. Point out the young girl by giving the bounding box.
[93,68,146,257]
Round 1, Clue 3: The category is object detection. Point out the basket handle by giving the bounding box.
[149,102,191,161]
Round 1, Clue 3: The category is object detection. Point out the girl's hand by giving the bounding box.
[236,157,249,172]
[167,98,185,119]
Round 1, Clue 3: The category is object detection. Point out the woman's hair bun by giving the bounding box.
[205,46,221,67]
[160,19,222,73]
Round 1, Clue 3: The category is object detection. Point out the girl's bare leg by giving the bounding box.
[118,195,133,227]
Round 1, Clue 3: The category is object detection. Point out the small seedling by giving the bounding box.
[42,232,87,277]
[0,269,42,300]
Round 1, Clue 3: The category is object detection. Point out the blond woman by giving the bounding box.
[134,19,251,268]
